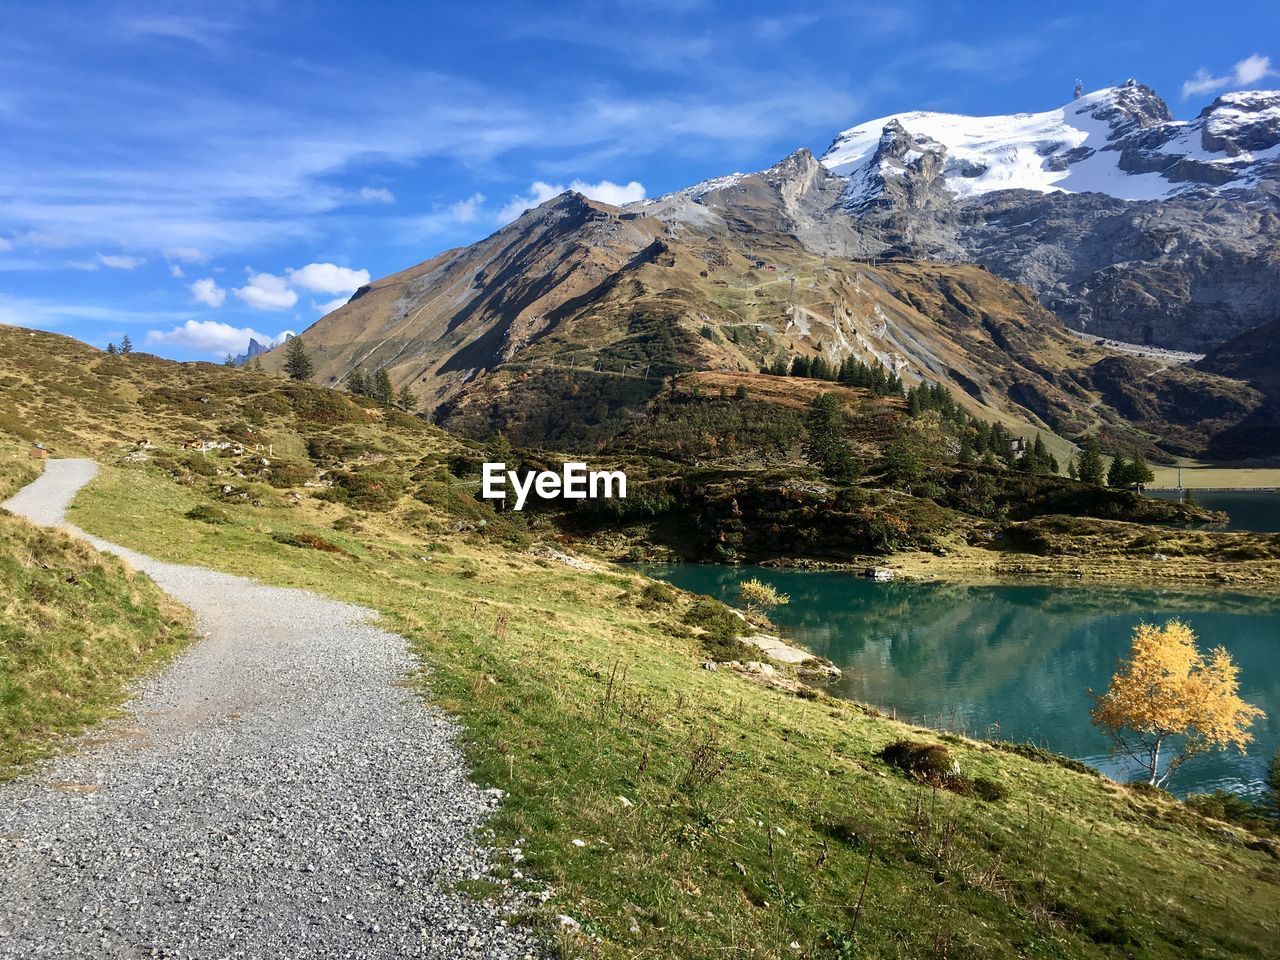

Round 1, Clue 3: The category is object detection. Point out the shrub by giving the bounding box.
[880,739,960,786]
[1184,790,1275,835]
[265,461,312,488]
[684,597,748,661]
[306,435,374,465]
[323,466,407,510]
[270,531,348,555]
[636,580,677,610]
[185,504,231,525]
[972,776,1009,802]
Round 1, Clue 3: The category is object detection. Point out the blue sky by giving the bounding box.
[1,1,1276,360]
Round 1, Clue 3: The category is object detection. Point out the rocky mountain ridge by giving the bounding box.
[647,82,1280,351]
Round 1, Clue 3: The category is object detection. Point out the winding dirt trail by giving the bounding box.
[0,460,539,959]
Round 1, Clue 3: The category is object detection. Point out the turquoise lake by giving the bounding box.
[646,565,1280,799]
[1148,489,1280,532]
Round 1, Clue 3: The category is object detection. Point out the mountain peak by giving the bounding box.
[821,81,1275,202]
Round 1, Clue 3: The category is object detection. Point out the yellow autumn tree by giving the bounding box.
[737,578,789,622]
[1091,620,1264,787]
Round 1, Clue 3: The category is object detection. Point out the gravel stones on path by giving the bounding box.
[1,460,543,959]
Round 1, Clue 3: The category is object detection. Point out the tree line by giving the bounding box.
[276,335,417,411]
[763,355,905,397]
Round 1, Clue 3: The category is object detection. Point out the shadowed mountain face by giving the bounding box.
[1195,320,1280,458]
[266,82,1278,459]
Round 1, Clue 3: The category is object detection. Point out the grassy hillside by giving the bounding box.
[2,326,1278,957]
[0,439,194,777]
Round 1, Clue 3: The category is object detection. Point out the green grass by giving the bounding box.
[0,504,194,777]
[66,459,1280,959]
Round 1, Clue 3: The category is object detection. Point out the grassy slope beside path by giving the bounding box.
[68,460,1280,960]
[0,445,194,776]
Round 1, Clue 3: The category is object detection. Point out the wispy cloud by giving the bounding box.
[97,252,145,270]
[0,15,863,262]
[0,294,173,330]
[358,186,395,204]
[1182,53,1276,98]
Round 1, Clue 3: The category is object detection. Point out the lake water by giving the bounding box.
[1148,489,1280,532]
[646,565,1280,798]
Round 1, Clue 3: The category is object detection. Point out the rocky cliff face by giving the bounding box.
[810,82,1280,350]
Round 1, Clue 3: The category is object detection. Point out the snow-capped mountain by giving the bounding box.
[821,81,1280,205]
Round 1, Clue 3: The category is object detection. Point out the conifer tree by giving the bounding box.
[396,385,416,411]
[1077,437,1105,485]
[1107,454,1129,488]
[119,334,133,355]
[372,368,393,406]
[347,368,367,397]
[284,335,314,381]
[1126,451,1155,490]
[106,342,117,355]
[803,393,857,482]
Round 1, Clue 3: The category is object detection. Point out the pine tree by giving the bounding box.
[1067,455,1079,481]
[1077,437,1105,485]
[372,368,393,406]
[106,342,117,355]
[884,432,927,492]
[224,353,235,367]
[249,357,263,372]
[119,334,132,355]
[284,336,314,382]
[1183,487,1198,508]
[396,385,416,411]
[1032,433,1049,466]
[803,393,858,482]
[1108,454,1129,488]
[347,369,367,397]
[1127,451,1154,490]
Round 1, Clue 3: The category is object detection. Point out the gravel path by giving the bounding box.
[0,460,542,959]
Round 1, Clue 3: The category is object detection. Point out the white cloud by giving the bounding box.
[314,297,349,315]
[169,263,184,278]
[576,178,646,206]
[1181,68,1230,99]
[450,192,486,223]
[1183,54,1277,98]
[0,237,12,252]
[191,277,227,307]
[97,252,145,270]
[359,186,395,204]
[497,179,645,223]
[145,320,289,357]
[1233,54,1275,85]
[497,182,562,222]
[286,262,370,294]
[165,246,209,264]
[234,271,297,310]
